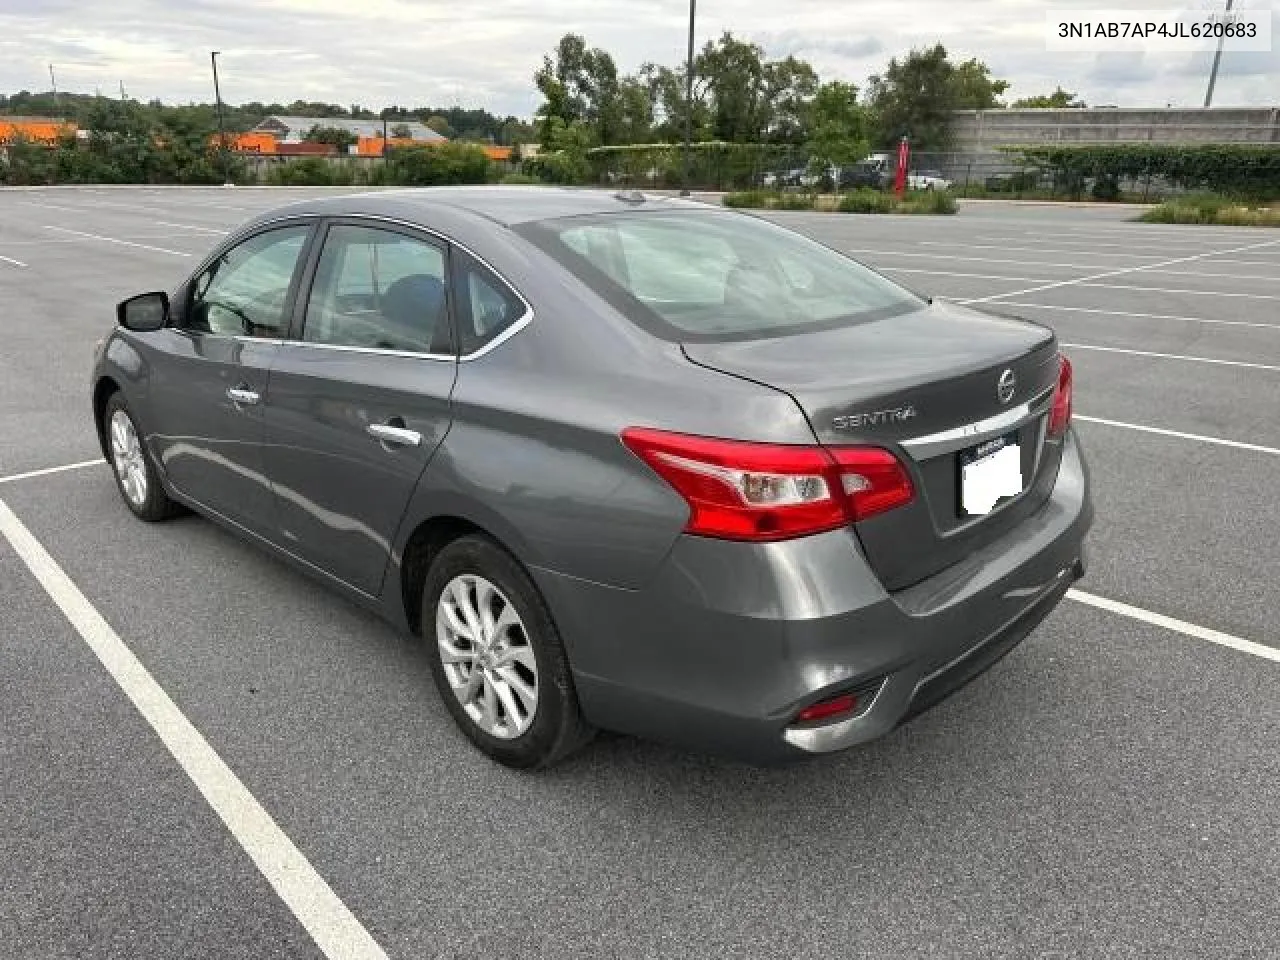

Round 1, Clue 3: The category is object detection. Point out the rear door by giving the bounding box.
[261,220,456,595]
[146,222,313,532]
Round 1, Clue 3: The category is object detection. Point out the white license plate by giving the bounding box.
[960,435,1023,516]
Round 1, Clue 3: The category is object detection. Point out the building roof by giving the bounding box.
[252,115,446,142]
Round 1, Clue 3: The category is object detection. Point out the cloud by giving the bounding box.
[1,0,1276,117]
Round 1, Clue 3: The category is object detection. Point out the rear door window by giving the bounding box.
[302,224,450,354]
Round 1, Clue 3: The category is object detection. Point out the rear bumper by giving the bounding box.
[533,430,1092,764]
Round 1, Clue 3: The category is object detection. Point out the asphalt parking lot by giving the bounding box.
[2,185,1278,959]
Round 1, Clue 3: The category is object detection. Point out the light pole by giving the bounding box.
[1203,0,1234,108]
[680,0,696,196]
[210,51,231,184]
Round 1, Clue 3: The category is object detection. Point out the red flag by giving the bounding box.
[894,137,910,196]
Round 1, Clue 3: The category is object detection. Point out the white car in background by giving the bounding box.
[907,170,952,191]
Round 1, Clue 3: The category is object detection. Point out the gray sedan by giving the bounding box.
[91,187,1091,768]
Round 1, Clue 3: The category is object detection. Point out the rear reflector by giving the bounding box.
[1048,354,1073,437]
[794,692,859,725]
[620,427,914,541]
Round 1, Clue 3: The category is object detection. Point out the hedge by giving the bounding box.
[586,142,806,189]
[998,144,1280,201]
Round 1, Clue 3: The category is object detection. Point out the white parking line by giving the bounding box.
[43,226,193,257]
[1078,282,1280,301]
[889,269,1280,298]
[847,249,1109,271]
[954,235,1234,251]
[1068,590,1280,665]
[0,459,104,485]
[0,499,389,960]
[962,237,1280,305]
[1062,343,1280,372]
[880,267,1050,283]
[152,219,226,235]
[996,302,1280,331]
[1142,267,1280,282]
[919,241,1166,259]
[0,253,27,268]
[1075,415,1280,456]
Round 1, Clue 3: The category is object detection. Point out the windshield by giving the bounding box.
[518,210,924,342]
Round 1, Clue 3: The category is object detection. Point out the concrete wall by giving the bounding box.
[953,107,1280,152]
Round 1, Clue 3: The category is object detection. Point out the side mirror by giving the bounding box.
[117,292,169,332]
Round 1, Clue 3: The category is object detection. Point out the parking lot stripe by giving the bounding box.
[1075,416,1280,456]
[995,302,1280,330]
[0,459,104,485]
[1079,282,1280,301]
[43,226,193,258]
[1061,343,1280,372]
[1068,590,1280,665]
[845,249,1112,271]
[0,253,27,268]
[879,267,1050,283]
[0,500,390,960]
[962,237,1280,305]
[919,241,1166,259]
[1139,267,1280,283]
[151,219,227,235]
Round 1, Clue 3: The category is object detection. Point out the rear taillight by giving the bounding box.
[620,427,914,542]
[1048,354,1073,437]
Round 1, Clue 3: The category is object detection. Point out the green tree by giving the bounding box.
[616,76,655,144]
[534,34,627,148]
[765,56,820,143]
[805,81,867,169]
[1012,87,1087,108]
[424,115,455,138]
[302,125,358,150]
[952,58,1009,109]
[866,44,1006,150]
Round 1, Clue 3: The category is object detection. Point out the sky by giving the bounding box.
[1,0,1276,117]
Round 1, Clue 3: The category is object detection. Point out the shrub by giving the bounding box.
[722,189,814,210]
[837,189,896,213]
[381,143,491,186]
[1002,144,1280,203]
[497,171,546,185]
[1140,194,1280,226]
[772,191,815,210]
[896,188,959,215]
[267,157,352,186]
[723,189,768,208]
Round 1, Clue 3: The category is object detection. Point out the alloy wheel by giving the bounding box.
[109,409,148,507]
[436,574,539,739]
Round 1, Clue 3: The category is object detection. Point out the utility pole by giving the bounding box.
[48,64,59,115]
[680,0,696,196]
[1203,0,1234,108]
[119,80,126,102]
[210,51,231,184]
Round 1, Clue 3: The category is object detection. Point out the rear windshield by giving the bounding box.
[517,210,924,342]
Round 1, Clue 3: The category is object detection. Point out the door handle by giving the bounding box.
[367,423,422,447]
[227,386,260,406]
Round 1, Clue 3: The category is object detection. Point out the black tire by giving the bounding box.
[422,534,592,769]
[103,392,182,522]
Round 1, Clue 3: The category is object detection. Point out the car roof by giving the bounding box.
[254,186,708,229]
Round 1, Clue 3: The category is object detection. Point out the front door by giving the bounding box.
[146,223,312,533]
[262,221,457,595]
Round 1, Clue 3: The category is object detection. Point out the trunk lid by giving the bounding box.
[682,300,1062,591]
